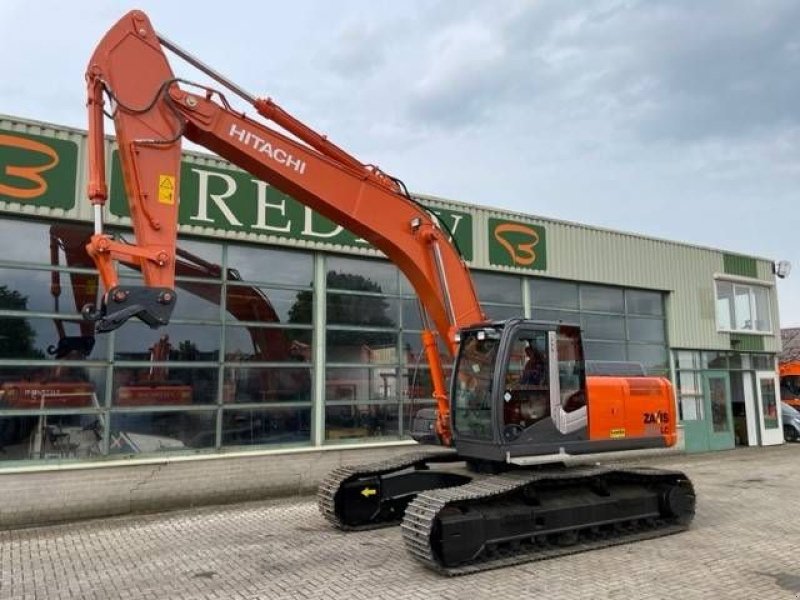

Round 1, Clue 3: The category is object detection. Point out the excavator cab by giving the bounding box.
[451,319,590,462]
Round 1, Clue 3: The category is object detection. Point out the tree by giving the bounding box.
[288,272,396,347]
[0,286,44,359]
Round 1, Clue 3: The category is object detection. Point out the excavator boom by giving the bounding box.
[84,10,485,445]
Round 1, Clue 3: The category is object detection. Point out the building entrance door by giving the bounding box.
[703,370,734,451]
[755,371,782,445]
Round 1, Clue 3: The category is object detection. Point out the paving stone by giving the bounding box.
[0,445,798,599]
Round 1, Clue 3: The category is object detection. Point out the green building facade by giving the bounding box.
[0,115,783,468]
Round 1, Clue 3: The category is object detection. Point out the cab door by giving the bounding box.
[499,325,588,449]
[500,329,552,443]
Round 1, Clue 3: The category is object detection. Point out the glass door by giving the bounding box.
[703,370,734,451]
[755,371,782,445]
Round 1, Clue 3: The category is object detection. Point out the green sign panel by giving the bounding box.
[488,217,546,270]
[0,131,78,209]
[109,152,473,260]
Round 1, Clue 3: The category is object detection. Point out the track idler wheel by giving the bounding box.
[659,480,696,525]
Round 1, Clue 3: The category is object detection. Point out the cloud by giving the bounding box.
[0,0,796,324]
[391,0,800,146]
[325,20,386,79]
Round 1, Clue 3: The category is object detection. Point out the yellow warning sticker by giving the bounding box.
[360,487,377,498]
[610,428,626,439]
[158,175,176,205]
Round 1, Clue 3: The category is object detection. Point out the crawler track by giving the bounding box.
[317,449,460,531]
[401,466,695,575]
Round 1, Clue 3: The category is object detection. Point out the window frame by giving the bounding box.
[714,278,772,334]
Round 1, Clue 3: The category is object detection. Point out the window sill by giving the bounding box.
[717,329,774,336]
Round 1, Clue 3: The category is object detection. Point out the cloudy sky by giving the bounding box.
[1,0,798,325]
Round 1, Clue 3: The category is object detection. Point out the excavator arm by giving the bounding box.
[84,10,485,445]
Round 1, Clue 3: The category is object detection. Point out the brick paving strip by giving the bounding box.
[0,445,798,600]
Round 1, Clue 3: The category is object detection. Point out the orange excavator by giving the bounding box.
[80,10,695,573]
[780,329,800,414]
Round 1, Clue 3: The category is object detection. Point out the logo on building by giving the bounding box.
[488,218,546,270]
[0,131,78,208]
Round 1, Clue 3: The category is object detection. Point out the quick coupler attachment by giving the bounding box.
[82,286,177,332]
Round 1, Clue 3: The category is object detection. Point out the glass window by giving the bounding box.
[225,285,310,325]
[580,285,624,313]
[401,298,425,331]
[675,350,700,370]
[557,326,587,410]
[626,290,664,316]
[583,341,626,363]
[715,281,734,330]
[751,354,773,370]
[227,245,312,286]
[117,235,224,279]
[0,220,73,265]
[752,287,771,332]
[112,367,218,406]
[109,410,216,453]
[222,407,311,446]
[326,367,400,402]
[501,331,551,439]
[402,366,454,402]
[703,352,728,369]
[728,353,744,370]
[401,333,451,368]
[482,304,524,321]
[530,308,580,325]
[224,326,311,363]
[0,316,106,360]
[760,378,778,429]
[715,280,771,333]
[628,317,666,343]
[627,344,668,373]
[325,403,399,441]
[678,372,700,395]
[679,397,703,421]
[472,272,522,305]
[733,285,752,331]
[531,279,578,309]
[327,332,398,364]
[114,324,220,362]
[117,277,221,322]
[0,413,105,461]
[325,364,402,441]
[0,268,100,315]
[223,366,311,403]
[730,352,751,370]
[327,257,398,295]
[708,376,730,432]
[175,238,223,276]
[582,314,625,340]
[326,293,398,327]
[452,331,500,440]
[0,365,107,409]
